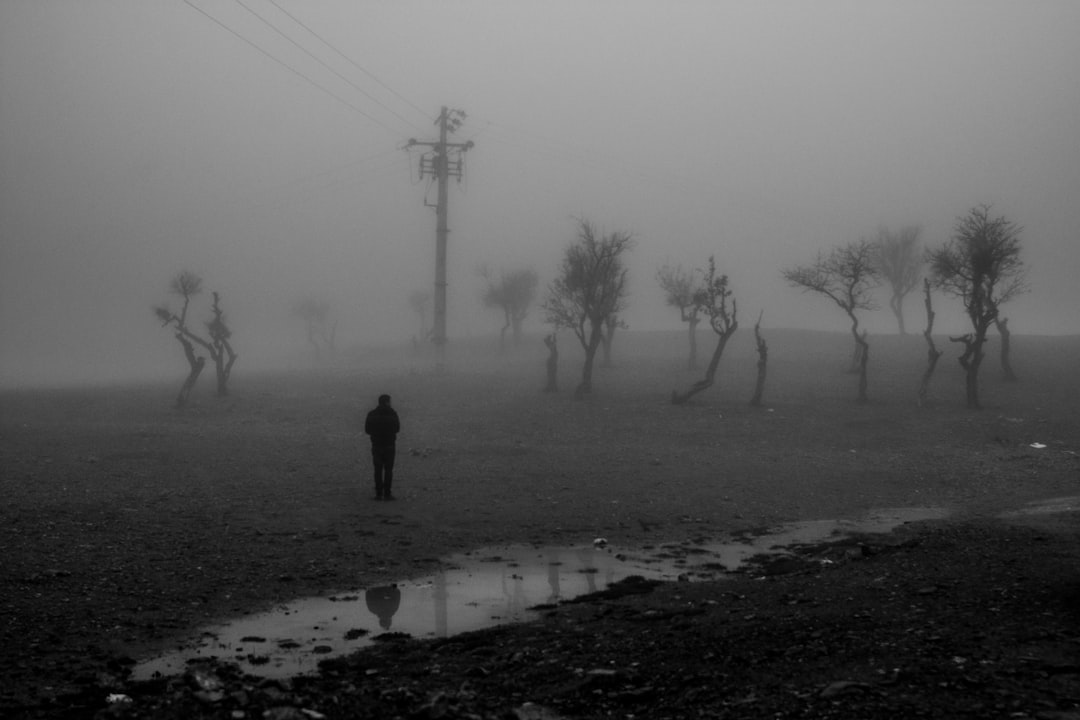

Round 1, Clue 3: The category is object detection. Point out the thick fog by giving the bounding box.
[2,1,1078,387]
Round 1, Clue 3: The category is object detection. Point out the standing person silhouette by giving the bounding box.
[364,394,400,500]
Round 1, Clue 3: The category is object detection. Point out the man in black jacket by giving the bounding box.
[364,394,400,500]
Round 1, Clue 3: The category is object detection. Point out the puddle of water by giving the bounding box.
[998,495,1080,517]
[132,506,947,681]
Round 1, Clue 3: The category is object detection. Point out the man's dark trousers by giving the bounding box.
[372,445,396,498]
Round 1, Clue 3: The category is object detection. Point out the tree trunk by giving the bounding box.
[965,350,983,409]
[917,280,943,407]
[600,323,615,368]
[175,334,205,408]
[996,317,1017,382]
[856,338,869,404]
[891,294,906,335]
[576,326,604,398]
[848,330,867,374]
[543,334,558,393]
[687,318,699,371]
[498,309,510,352]
[213,339,237,397]
[750,316,767,407]
[672,328,735,404]
[215,355,228,396]
[847,317,869,403]
[177,358,205,407]
[918,346,942,407]
[951,333,985,409]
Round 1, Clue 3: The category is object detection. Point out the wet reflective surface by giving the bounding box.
[133,506,948,680]
[998,495,1080,517]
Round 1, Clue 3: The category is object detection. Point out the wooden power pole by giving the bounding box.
[406,107,473,348]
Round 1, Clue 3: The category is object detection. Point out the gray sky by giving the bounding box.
[2,1,1078,385]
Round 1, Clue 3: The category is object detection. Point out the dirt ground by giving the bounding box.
[2,330,1078,719]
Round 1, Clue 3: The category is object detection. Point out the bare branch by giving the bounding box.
[543,218,635,396]
[928,204,1027,407]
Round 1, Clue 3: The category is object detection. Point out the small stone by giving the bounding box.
[194,690,225,704]
[819,680,871,698]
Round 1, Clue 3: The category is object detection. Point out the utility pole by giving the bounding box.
[406,107,473,349]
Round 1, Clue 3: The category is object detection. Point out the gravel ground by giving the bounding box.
[3,334,1078,718]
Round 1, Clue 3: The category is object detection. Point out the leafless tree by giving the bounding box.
[154,271,238,406]
[542,219,634,398]
[928,204,1027,408]
[409,290,431,343]
[672,257,738,404]
[750,311,768,407]
[294,297,336,358]
[783,239,880,403]
[656,263,702,370]
[478,265,539,350]
[917,278,944,406]
[875,225,923,334]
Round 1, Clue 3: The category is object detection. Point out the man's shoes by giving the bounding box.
[374,495,384,501]
[383,494,396,501]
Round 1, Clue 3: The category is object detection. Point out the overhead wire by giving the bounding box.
[265,0,434,125]
[181,0,399,135]
[231,0,424,133]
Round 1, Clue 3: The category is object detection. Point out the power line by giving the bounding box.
[265,0,433,124]
[232,0,422,133]
[181,0,398,134]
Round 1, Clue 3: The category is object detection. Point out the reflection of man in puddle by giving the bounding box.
[547,550,562,603]
[501,572,527,620]
[365,584,401,630]
[577,546,598,593]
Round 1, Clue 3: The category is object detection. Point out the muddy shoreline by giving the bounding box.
[10,513,1080,719]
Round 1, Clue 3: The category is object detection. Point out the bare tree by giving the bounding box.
[917,278,944,406]
[783,239,880,403]
[656,263,702,370]
[875,225,923,334]
[542,219,634,398]
[672,257,738,404]
[409,290,431,343]
[294,297,336,358]
[928,204,1027,408]
[750,310,768,407]
[154,271,238,405]
[478,265,539,350]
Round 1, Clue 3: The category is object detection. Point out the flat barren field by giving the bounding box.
[2,329,1078,718]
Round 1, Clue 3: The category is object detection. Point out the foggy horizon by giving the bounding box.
[3,1,1079,388]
